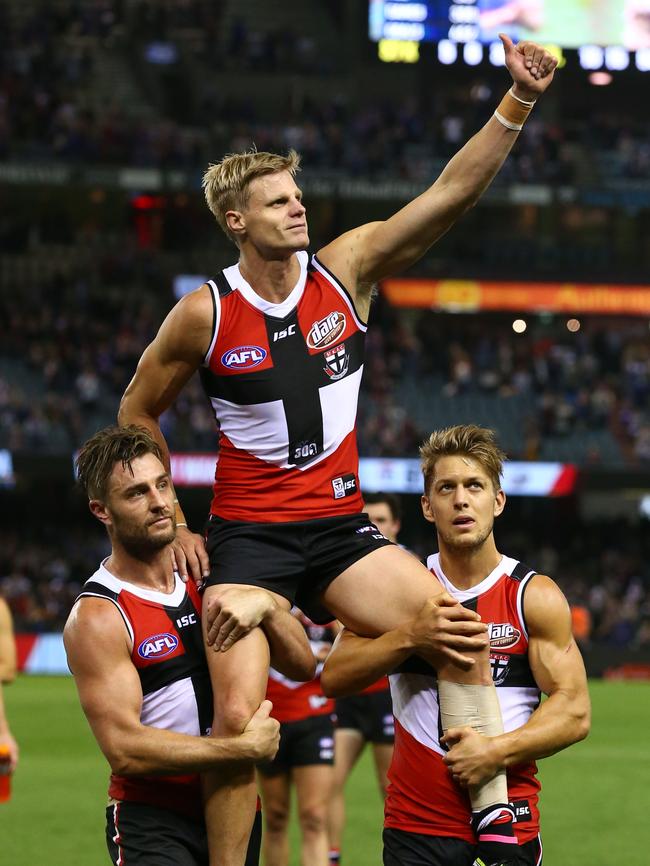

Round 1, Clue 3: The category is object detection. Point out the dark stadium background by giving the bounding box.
[1,1,649,864]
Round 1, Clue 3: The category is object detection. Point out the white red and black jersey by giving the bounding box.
[200,251,367,522]
[75,562,212,818]
[265,613,336,723]
[386,556,542,845]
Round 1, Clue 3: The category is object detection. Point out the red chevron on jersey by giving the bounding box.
[200,251,367,522]
[76,563,212,819]
[387,555,541,844]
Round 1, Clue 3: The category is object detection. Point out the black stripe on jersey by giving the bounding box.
[264,307,324,467]
[310,255,367,326]
[76,582,133,637]
[192,672,214,736]
[200,314,365,469]
[511,561,537,583]
[519,572,536,641]
[391,655,437,678]
[139,593,206,696]
[491,653,537,689]
[214,271,233,298]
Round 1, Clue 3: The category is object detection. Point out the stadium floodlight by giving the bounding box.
[463,41,483,66]
[578,45,604,70]
[604,46,629,71]
[635,48,650,71]
[489,41,506,67]
[438,39,458,65]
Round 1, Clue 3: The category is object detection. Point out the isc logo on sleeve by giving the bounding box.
[221,345,267,369]
[137,633,179,659]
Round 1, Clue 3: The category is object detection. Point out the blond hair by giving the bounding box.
[202,148,301,244]
[420,425,505,494]
[76,425,164,501]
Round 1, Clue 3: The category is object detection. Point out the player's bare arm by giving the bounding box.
[206,586,316,681]
[0,598,18,772]
[64,598,280,773]
[442,574,591,787]
[119,286,214,582]
[321,594,489,697]
[317,36,558,318]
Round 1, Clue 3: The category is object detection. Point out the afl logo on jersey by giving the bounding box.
[489,622,521,649]
[221,346,267,369]
[307,311,346,350]
[137,633,179,659]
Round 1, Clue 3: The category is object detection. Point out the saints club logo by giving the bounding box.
[323,343,350,380]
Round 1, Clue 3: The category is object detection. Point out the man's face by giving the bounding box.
[229,170,310,254]
[421,455,504,553]
[366,501,400,544]
[91,453,176,558]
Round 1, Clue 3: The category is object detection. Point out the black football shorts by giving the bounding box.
[335,689,395,744]
[382,828,543,866]
[204,512,393,623]
[106,801,261,866]
[257,714,335,775]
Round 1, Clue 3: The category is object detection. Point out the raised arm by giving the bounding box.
[64,598,280,776]
[443,575,591,787]
[119,285,213,582]
[317,36,558,314]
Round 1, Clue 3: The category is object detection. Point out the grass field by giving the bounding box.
[3,677,650,865]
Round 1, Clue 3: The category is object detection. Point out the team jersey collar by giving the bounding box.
[224,250,309,318]
[427,552,518,602]
[92,559,187,606]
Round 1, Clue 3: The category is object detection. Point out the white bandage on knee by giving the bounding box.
[437,681,508,811]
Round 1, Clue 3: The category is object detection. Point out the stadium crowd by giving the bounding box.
[4,273,648,465]
[2,517,649,650]
[1,1,649,184]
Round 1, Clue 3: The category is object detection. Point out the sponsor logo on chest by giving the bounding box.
[488,621,521,649]
[137,632,179,660]
[307,311,346,350]
[221,345,267,369]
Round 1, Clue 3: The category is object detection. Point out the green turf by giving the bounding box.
[3,677,650,865]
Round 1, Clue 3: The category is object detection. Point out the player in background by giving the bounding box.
[119,36,559,866]
[258,612,337,866]
[0,597,19,781]
[327,494,403,866]
[64,426,315,866]
[322,425,591,866]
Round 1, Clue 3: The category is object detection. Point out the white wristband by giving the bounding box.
[494,110,523,132]
[508,86,536,107]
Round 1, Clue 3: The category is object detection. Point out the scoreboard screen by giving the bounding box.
[369,1,650,51]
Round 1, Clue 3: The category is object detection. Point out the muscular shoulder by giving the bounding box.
[155,283,215,365]
[64,597,132,672]
[523,574,571,640]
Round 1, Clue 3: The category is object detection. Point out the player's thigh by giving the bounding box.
[332,727,365,785]
[382,828,473,866]
[257,769,292,826]
[324,545,441,635]
[372,742,394,794]
[293,763,335,818]
[106,802,208,866]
